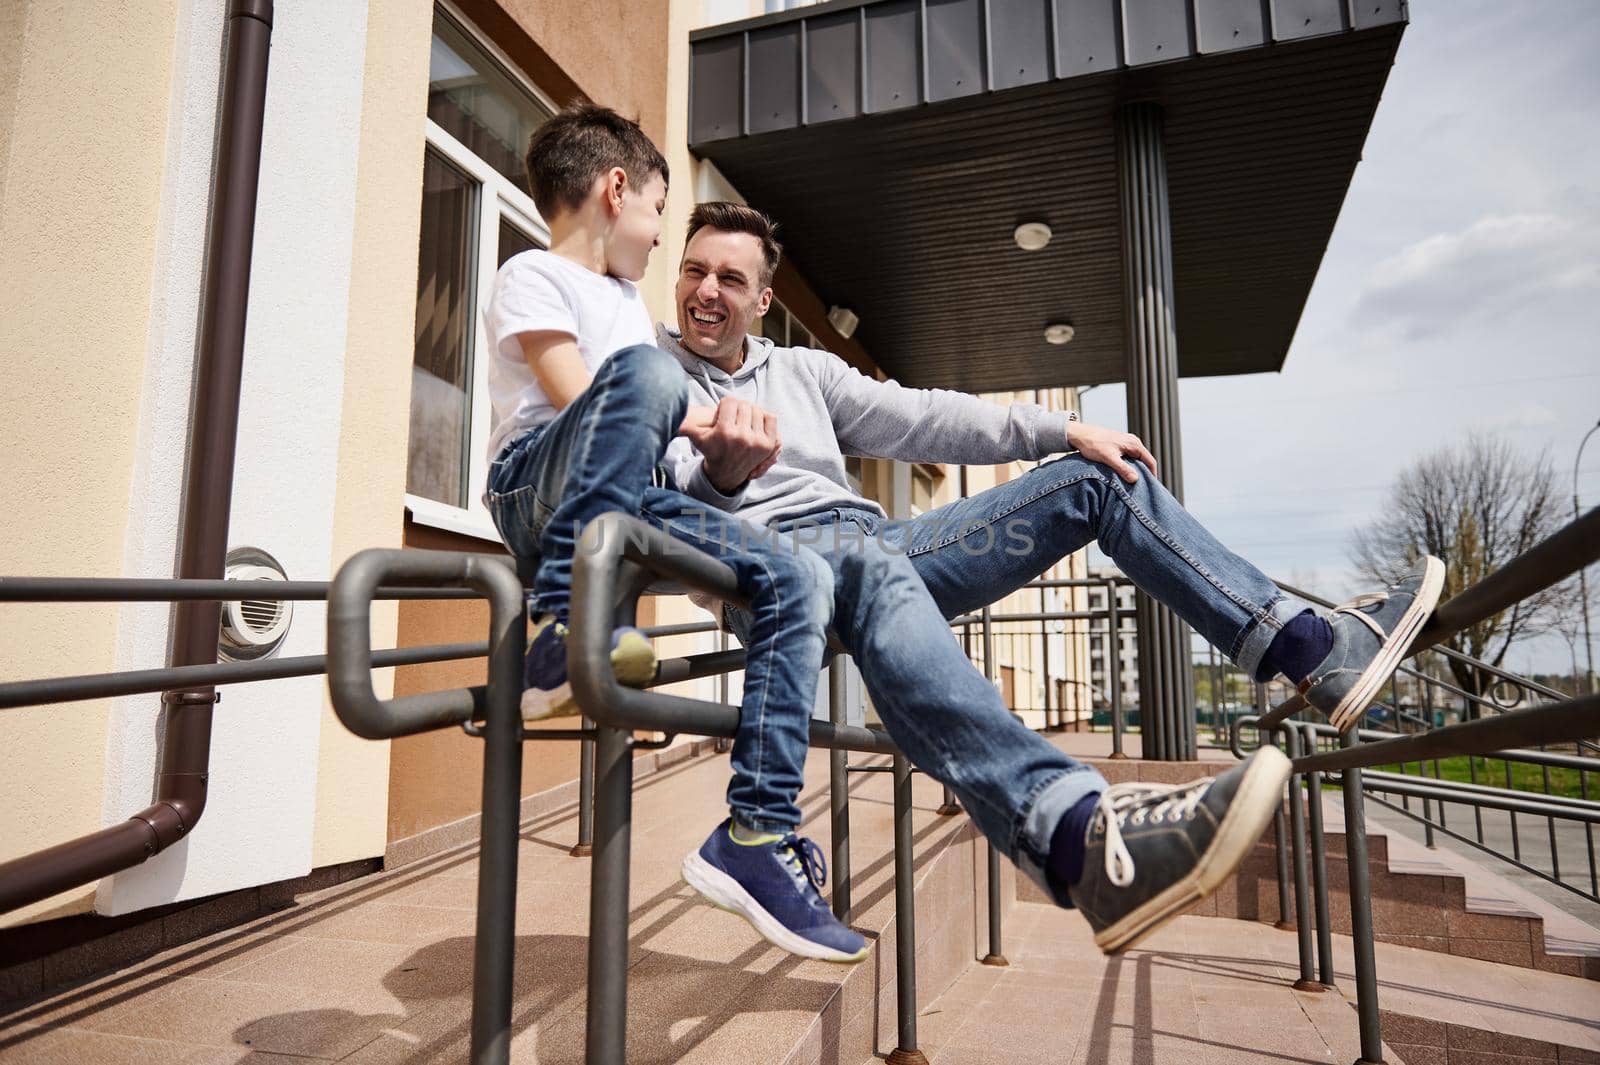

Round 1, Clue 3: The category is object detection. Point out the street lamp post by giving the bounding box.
[1577,419,1600,696]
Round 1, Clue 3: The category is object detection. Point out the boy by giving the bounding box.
[484,103,703,716]
[483,107,869,962]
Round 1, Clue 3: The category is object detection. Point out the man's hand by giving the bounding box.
[1067,420,1159,484]
[680,396,781,494]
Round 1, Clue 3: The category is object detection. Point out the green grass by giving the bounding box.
[1369,755,1594,800]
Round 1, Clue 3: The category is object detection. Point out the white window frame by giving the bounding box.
[405,3,557,544]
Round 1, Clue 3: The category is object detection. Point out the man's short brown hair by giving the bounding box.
[523,105,668,220]
[685,202,783,287]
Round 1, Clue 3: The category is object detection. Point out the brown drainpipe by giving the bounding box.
[0,0,273,914]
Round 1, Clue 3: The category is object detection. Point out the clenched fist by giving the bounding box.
[680,397,782,494]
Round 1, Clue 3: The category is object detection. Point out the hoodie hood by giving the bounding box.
[657,324,773,394]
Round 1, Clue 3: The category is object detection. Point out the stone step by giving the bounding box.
[1038,733,1600,983]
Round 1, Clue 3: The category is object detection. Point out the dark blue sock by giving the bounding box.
[1047,791,1103,888]
[1255,608,1333,684]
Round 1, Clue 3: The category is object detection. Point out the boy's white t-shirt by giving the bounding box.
[484,249,655,461]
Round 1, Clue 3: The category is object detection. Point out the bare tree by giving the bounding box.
[1550,576,1596,696]
[1350,432,1574,712]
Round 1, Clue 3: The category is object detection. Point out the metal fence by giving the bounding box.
[4,499,1595,1064]
[1229,505,1600,1064]
[1270,580,1600,904]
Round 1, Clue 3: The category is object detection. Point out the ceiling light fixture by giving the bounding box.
[1013,222,1053,251]
[1044,322,1076,345]
[827,305,859,339]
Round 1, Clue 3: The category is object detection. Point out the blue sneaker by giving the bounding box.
[522,614,655,720]
[682,820,868,963]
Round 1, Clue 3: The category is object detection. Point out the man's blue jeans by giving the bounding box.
[484,344,832,835]
[728,454,1299,904]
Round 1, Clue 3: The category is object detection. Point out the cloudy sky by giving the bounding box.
[1080,0,1600,675]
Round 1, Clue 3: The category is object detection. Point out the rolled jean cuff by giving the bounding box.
[1231,594,1306,680]
[732,811,798,835]
[1013,763,1109,910]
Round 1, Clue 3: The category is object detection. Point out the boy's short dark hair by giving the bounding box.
[523,105,669,219]
[685,202,784,287]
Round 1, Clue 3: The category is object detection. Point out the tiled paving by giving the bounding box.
[0,748,970,1065]
[919,905,1600,1065]
[2,734,1596,1064]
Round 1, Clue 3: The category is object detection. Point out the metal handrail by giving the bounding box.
[1256,508,1600,731]
[561,512,918,1065]
[1274,579,1577,708]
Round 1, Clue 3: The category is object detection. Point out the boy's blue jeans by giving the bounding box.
[484,344,832,833]
[727,454,1300,904]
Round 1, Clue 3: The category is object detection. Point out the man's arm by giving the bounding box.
[815,350,1157,483]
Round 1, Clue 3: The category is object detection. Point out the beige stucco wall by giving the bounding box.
[491,0,669,144]
[0,1,181,927]
[311,0,437,869]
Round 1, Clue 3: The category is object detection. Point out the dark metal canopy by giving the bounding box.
[689,0,1405,392]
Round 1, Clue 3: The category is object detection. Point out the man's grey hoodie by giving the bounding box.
[658,324,1075,528]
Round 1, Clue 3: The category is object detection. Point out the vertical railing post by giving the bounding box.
[584,725,637,1065]
[716,628,732,753]
[886,755,930,1065]
[573,716,595,857]
[1042,615,1056,730]
[1262,688,1294,931]
[1339,729,1385,1064]
[829,656,853,921]
[1107,579,1126,759]
[1282,725,1322,993]
[979,605,1008,967]
[1272,803,1294,931]
[1301,725,1336,989]
[981,842,1007,968]
[467,562,527,1065]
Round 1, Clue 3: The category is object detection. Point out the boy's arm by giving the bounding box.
[515,330,592,412]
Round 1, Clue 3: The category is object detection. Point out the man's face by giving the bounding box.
[676,228,772,364]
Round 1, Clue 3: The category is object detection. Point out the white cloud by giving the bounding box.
[1483,400,1560,432]
[1355,212,1600,340]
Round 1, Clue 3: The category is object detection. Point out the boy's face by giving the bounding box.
[606,169,667,282]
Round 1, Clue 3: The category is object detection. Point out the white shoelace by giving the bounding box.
[1331,590,1390,639]
[1093,778,1214,888]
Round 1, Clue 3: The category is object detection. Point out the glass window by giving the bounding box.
[407,148,479,508]
[427,10,550,190]
[759,299,826,350]
[405,6,556,539]
[498,215,539,266]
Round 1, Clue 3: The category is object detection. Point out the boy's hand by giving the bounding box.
[679,406,717,436]
[682,396,781,494]
[1065,420,1159,484]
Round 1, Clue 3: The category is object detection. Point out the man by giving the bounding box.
[663,201,1441,953]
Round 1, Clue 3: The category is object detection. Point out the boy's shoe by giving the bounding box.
[1302,556,1445,733]
[1068,745,1291,954]
[682,820,869,963]
[522,615,656,720]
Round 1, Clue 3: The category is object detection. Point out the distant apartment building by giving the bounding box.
[1087,567,1140,712]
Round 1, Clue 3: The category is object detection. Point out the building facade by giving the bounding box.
[0,0,1089,937]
